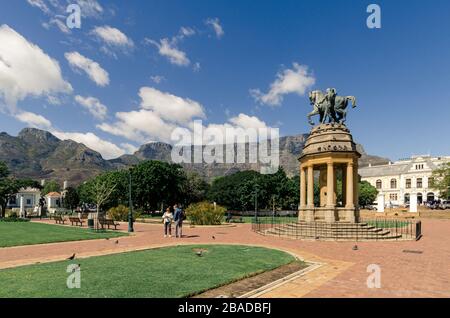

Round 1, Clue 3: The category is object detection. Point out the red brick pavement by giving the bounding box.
[0,219,449,298]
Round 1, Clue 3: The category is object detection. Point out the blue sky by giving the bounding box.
[0,0,449,160]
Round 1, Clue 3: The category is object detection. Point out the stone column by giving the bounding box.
[342,165,347,206]
[307,165,314,208]
[346,162,355,208]
[409,192,418,213]
[353,161,359,208]
[19,196,25,218]
[300,165,306,209]
[326,162,335,207]
[377,192,385,212]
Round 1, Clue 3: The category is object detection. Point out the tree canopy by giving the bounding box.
[208,168,299,211]
[0,161,41,218]
[429,162,450,200]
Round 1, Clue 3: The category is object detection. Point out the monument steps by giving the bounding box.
[261,221,404,240]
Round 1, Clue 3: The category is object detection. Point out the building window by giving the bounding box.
[8,196,17,205]
[404,193,410,203]
[428,177,434,188]
[376,179,382,189]
[26,199,31,205]
[390,178,397,189]
[389,193,398,201]
[405,179,411,189]
[417,178,423,188]
[415,164,424,170]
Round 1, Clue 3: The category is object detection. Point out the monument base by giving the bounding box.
[299,207,360,223]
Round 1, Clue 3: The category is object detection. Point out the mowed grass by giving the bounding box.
[0,222,127,248]
[0,245,296,298]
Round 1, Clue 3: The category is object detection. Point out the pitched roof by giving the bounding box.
[45,192,61,198]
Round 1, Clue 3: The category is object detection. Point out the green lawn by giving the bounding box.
[0,222,127,248]
[0,245,296,298]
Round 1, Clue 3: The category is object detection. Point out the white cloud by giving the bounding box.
[97,87,205,143]
[97,109,176,143]
[250,62,315,106]
[64,51,110,87]
[179,27,195,38]
[199,114,270,144]
[15,111,52,129]
[76,0,103,18]
[52,130,126,159]
[91,25,134,50]
[205,18,224,39]
[27,0,51,14]
[0,24,72,111]
[74,95,107,120]
[120,142,138,154]
[228,113,268,130]
[193,62,201,72]
[139,87,205,124]
[146,38,190,66]
[42,18,71,34]
[47,95,61,105]
[150,75,165,84]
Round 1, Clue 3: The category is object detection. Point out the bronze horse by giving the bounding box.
[307,89,357,125]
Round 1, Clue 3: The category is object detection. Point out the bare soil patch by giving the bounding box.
[192,260,308,298]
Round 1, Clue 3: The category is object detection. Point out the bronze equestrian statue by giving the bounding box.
[307,88,357,125]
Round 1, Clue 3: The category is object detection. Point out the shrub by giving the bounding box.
[0,216,30,222]
[185,201,226,225]
[107,205,142,221]
[107,205,129,221]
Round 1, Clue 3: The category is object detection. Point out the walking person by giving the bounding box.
[162,207,173,238]
[173,204,185,238]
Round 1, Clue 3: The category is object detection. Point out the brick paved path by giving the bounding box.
[0,219,449,298]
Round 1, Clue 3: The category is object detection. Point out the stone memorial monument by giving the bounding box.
[299,88,360,223]
[254,88,419,240]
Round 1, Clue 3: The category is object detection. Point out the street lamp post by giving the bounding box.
[254,184,258,220]
[128,168,134,233]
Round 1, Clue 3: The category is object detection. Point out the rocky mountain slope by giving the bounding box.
[0,128,390,184]
[0,128,112,184]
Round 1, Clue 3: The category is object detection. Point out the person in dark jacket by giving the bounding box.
[173,204,184,238]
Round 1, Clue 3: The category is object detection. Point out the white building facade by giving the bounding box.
[359,155,450,206]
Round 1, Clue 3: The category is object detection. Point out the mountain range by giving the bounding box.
[0,128,390,185]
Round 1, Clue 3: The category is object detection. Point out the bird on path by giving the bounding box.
[67,253,76,260]
[115,240,119,244]
[212,236,215,240]
[352,245,358,251]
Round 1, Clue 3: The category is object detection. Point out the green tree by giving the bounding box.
[208,170,260,210]
[131,161,187,211]
[41,180,61,196]
[208,168,300,211]
[183,171,210,205]
[359,180,378,207]
[78,170,128,210]
[429,162,450,200]
[63,187,80,212]
[0,162,9,179]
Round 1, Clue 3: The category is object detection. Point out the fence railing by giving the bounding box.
[251,216,422,241]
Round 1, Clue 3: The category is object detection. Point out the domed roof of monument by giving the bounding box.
[299,123,360,159]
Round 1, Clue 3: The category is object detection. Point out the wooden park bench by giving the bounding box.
[99,218,120,230]
[54,215,66,225]
[69,216,85,227]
